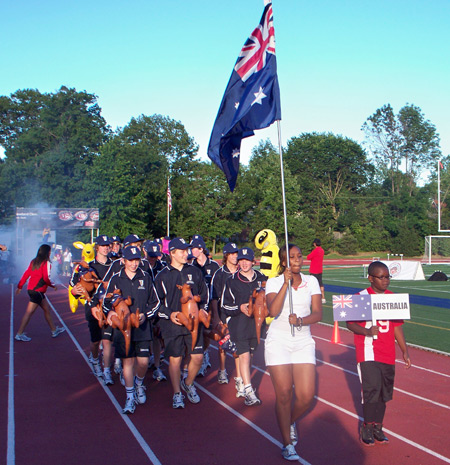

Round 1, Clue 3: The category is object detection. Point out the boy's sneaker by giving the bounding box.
[181,369,188,380]
[92,362,103,379]
[360,422,375,446]
[234,377,245,398]
[153,367,167,382]
[373,423,389,444]
[103,370,114,385]
[114,359,122,375]
[119,371,125,386]
[244,386,261,406]
[148,354,155,368]
[15,333,31,342]
[204,349,211,368]
[290,423,298,446]
[122,397,135,414]
[218,370,229,384]
[172,392,185,409]
[181,378,200,404]
[281,444,300,461]
[197,357,208,377]
[134,384,147,404]
[51,326,65,338]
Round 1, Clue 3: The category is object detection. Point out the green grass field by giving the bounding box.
[321,264,450,354]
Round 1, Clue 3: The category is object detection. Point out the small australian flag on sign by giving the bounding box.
[332,294,372,321]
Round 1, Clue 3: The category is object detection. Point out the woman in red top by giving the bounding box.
[15,244,65,341]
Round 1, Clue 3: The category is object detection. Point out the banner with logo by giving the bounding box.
[16,208,99,229]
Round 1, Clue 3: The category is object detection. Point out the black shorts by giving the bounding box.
[101,325,114,341]
[311,273,323,287]
[114,339,151,359]
[164,331,205,358]
[235,337,258,356]
[358,361,395,404]
[28,290,46,305]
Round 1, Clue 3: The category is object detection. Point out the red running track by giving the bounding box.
[1,282,449,465]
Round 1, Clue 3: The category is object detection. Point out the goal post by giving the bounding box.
[424,235,450,264]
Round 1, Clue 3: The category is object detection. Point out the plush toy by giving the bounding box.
[176,283,211,350]
[68,241,96,313]
[255,229,279,325]
[248,282,269,343]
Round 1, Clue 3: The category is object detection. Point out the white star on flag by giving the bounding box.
[232,148,240,158]
[251,86,266,105]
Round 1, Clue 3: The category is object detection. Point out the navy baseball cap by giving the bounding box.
[237,247,255,261]
[95,235,112,246]
[123,234,143,247]
[187,248,194,260]
[169,237,189,251]
[122,246,142,260]
[144,241,162,257]
[110,235,121,243]
[190,237,206,249]
[223,242,238,254]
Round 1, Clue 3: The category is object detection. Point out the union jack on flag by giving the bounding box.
[332,294,372,321]
[235,1,276,82]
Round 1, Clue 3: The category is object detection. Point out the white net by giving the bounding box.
[423,235,450,264]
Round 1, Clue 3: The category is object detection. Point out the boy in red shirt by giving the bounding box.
[347,261,411,446]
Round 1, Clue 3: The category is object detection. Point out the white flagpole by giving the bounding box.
[438,160,441,232]
[167,177,170,237]
[276,120,294,336]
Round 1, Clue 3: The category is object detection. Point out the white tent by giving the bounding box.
[381,260,425,280]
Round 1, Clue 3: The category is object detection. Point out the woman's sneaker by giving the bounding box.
[281,444,300,461]
[234,377,245,398]
[218,370,229,384]
[51,326,65,338]
[244,387,261,406]
[15,333,31,342]
[122,397,135,414]
[181,378,201,403]
[103,370,114,385]
[134,384,147,404]
[172,392,185,409]
[290,423,298,446]
[153,367,167,382]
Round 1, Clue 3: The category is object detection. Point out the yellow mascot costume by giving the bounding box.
[68,241,95,313]
[254,229,280,325]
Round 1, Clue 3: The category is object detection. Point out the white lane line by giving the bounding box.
[46,297,162,465]
[313,334,450,375]
[7,284,15,465]
[211,345,450,463]
[194,382,311,465]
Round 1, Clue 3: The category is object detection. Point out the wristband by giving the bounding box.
[296,317,303,331]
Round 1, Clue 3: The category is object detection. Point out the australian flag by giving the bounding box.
[207,0,281,192]
[333,294,372,321]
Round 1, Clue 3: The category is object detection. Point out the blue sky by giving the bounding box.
[2,0,449,172]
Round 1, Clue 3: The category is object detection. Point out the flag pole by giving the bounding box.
[276,120,294,337]
[167,177,170,237]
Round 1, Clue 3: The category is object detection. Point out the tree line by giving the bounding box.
[1,86,449,256]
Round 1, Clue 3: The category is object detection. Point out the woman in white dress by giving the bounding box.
[265,244,322,461]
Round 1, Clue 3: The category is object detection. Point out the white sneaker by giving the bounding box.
[234,377,245,398]
[181,369,188,380]
[148,354,155,368]
[51,326,65,338]
[15,333,31,342]
[172,392,185,409]
[204,349,211,368]
[290,423,298,446]
[281,444,299,461]
[122,397,136,414]
[153,367,167,381]
[103,370,114,385]
[244,387,261,406]
[113,359,122,374]
[181,379,200,404]
[92,362,103,378]
[134,383,147,404]
[218,370,229,384]
[322,298,326,304]
[119,371,125,386]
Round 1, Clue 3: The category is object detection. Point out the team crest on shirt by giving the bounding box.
[186,274,194,284]
[138,279,145,289]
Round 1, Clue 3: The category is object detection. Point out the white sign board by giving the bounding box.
[371,293,410,320]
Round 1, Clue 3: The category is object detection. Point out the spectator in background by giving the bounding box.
[307,238,326,304]
[62,247,72,276]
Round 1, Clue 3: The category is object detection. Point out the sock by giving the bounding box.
[125,386,135,400]
[244,384,252,392]
[134,375,144,386]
